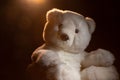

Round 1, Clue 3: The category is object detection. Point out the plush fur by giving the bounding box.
[27,8,119,80]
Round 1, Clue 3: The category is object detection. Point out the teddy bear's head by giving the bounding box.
[43,8,95,53]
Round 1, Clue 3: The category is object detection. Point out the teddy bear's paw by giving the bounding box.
[31,50,45,63]
[31,50,60,66]
[93,49,115,66]
[40,50,61,66]
[81,66,119,80]
[81,66,98,80]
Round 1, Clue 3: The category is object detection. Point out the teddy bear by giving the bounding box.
[27,8,119,80]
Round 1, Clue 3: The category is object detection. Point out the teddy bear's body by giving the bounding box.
[31,44,83,80]
[27,9,119,80]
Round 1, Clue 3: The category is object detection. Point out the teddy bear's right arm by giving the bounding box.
[27,49,61,80]
[81,49,115,68]
[31,49,61,66]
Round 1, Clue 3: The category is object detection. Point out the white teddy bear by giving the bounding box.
[27,8,119,80]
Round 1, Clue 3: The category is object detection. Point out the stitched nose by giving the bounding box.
[60,33,69,41]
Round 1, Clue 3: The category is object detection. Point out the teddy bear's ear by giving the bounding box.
[46,8,63,22]
[85,17,96,34]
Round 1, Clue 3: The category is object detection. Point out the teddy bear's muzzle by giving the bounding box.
[60,33,69,41]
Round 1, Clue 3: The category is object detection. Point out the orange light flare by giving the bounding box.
[19,0,47,7]
[26,0,46,5]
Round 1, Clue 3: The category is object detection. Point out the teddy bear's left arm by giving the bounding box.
[81,49,115,68]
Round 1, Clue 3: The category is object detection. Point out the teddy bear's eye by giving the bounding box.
[58,24,63,29]
[75,29,79,33]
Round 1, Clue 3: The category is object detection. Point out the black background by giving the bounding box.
[0,0,120,80]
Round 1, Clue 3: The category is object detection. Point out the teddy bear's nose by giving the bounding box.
[60,33,69,41]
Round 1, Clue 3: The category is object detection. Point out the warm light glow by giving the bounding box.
[26,0,46,4]
[19,0,46,6]
[18,0,47,8]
